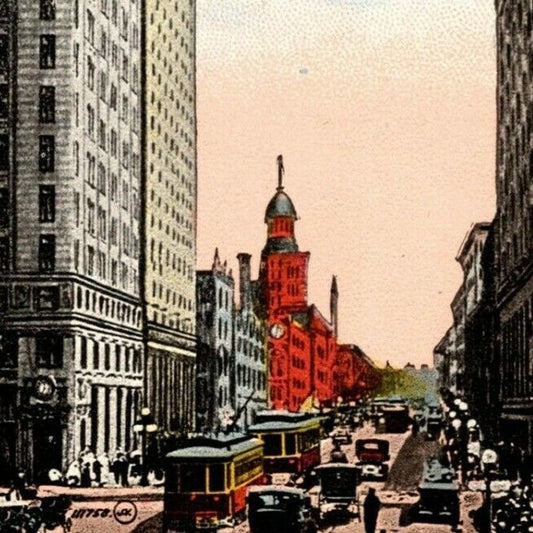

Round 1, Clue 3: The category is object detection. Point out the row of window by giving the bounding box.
[0,186,54,225]
[0,135,53,172]
[0,332,142,372]
[151,280,193,311]
[0,333,62,368]
[75,286,141,327]
[236,337,264,362]
[149,240,193,276]
[236,364,266,391]
[79,337,142,373]
[80,153,139,216]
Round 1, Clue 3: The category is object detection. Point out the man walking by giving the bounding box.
[363,487,381,533]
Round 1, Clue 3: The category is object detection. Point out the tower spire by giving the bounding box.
[330,275,339,338]
[277,154,284,191]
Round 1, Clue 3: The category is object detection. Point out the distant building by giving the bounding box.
[450,282,466,396]
[434,326,457,395]
[333,344,380,403]
[234,254,268,428]
[456,222,497,438]
[196,250,234,433]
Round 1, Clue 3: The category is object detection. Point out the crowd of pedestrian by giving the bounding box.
[492,484,532,533]
[53,447,163,487]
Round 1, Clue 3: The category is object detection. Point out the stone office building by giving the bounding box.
[494,0,533,453]
[141,0,197,434]
[0,0,143,482]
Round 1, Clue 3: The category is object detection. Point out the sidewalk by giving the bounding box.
[37,484,164,501]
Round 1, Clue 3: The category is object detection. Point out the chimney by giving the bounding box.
[237,253,252,309]
[330,275,338,337]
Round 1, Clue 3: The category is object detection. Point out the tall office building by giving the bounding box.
[494,0,533,453]
[0,0,143,482]
[141,0,197,433]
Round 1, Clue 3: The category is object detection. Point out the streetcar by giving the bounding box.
[248,411,323,483]
[376,404,410,433]
[163,433,264,531]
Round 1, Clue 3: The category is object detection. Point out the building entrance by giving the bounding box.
[0,424,16,486]
[32,419,62,483]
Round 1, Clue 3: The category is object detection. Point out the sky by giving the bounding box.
[195,0,497,368]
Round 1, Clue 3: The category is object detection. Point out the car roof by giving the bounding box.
[316,463,357,470]
[248,485,305,496]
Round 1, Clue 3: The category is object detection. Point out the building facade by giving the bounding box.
[494,0,533,453]
[332,344,380,404]
[196,250,234,433]
[434,326,458,395]
[256,158,337,411]
[456,223,497,438]
[141,0,197,434]
[234,253,268,428]
[0,0,144,482]
[450,282,466,396]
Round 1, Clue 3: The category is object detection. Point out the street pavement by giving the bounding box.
[37,423,484,532]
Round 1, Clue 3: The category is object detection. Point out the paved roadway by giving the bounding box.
[60,423,483,532]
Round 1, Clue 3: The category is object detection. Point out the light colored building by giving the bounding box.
[196,250,234,433]
[142,0,197,434]
[234,253,267,429]
[0,0,143,482]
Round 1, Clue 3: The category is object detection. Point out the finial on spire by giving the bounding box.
[277,155,284,191]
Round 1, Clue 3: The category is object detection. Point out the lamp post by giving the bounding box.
[133,407,158,486]
[480,449,498,533]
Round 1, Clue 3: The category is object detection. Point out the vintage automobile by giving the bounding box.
[329,425,352,445]
[247,485,317,533]
[354,438,390,480]
[408,480,460,527]
[0,495,71,533]
[403,460,460,527]
[315,463,359,523]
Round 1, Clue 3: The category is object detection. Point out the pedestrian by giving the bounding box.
[363,487,381,533]
[118,454,129,487]
[80,462,91,488]
[92,458,102,486]
[411,417,419,437]
[111,454,122,485]
[97,452,111,485]
[66,460,81,487]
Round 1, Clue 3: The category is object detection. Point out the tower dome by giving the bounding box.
[262,155,299,254]
[264,189,297,222]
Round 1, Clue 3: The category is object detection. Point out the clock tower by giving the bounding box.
[259,156,310,319]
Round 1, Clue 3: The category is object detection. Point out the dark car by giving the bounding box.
[354,438,390,480]
[403,460,460,527]
[247,486,317,533]
[407,481,460,526]
[315,463,359,522]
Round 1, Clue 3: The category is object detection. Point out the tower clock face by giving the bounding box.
[269,323,285,339]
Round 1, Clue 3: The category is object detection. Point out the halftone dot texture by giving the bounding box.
[196,0,496,366]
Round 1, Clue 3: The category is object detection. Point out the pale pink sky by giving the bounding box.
[195,1,496,367]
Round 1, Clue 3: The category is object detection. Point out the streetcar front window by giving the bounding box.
[180,464,206,492]
[285,433,296,455]
[263,434,282,456]
[208,464,225,492]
